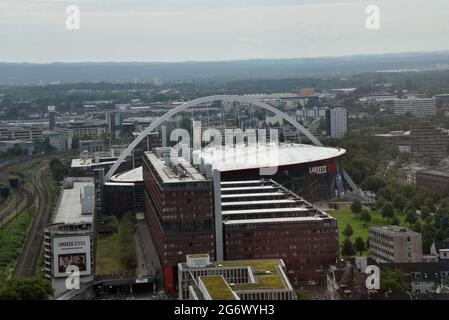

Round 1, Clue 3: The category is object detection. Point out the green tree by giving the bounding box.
[49,158,69,182]
[341,238,355,257]
[351,199,362,214]
[412,221,422,233]
[405,212,418,225]
[434,214,449,241]
[393,194,407,212]
[362,175,386,193]
[377,186,395,202]
[0,277,53,300]
[376,196,386,211]
[421,206,432,220]
[361,210,371,224]
[404,204,415,216]
[33,137,56,155]
[424,198,435,212]
[382,202,395,219]
[354,236,366,255]
[343,224,354,238]
[380,268,408,294]
[391,216,400,226]
[422,222,434,254]
[437,204,449,216]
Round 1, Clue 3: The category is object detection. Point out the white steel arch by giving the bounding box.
[105,95,361,195]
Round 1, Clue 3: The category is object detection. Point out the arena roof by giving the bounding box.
[195,143,345,172]
[223,216,325,225]
[110,166,143,183]
[221,207,309,215]
[221,199,297,207]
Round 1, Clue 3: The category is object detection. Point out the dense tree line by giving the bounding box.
[49,158,69,183]
[0,144,27,159]
[0,277,53,300]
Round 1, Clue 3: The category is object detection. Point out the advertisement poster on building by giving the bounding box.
[53,236,91,277]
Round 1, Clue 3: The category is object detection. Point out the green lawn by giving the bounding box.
[327,206,423,256]
[95,233,124,275]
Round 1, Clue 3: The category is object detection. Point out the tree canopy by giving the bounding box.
[0,277,53,300]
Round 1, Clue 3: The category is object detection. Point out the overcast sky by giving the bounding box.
[1,0,448,63]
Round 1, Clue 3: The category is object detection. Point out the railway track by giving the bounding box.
[12,164,54,278]
[0,187,34,229]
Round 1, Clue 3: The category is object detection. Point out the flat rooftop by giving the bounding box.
[369,225,418,235]
[199,276,237,300]
[71,158,93,167]
[180,257,293,293]
[419,169,449,178]
[195,143,345,172]
[145,151,207,183]
[53,179,94,225]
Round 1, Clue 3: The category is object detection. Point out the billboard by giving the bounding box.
[53,236,91,277]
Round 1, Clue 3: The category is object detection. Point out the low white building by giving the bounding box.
[44,177,95,298]
[178,254,297,300]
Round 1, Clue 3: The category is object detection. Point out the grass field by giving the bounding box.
[327,206,423,256]
[95,233,124,275]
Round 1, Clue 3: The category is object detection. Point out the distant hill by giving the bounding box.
[1,51,449,84]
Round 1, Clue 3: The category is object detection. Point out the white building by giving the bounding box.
[178,254,296,300]
[297,107,327,120]
[325,107,348,138]
[44,177,95,298]
[394,98,436,117]
[49,133,72,152]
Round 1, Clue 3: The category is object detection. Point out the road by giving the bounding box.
[12,163,54,277]
[135,219,162,278]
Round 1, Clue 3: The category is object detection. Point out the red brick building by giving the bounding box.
[142,144,343,292]
[143,148,215,293]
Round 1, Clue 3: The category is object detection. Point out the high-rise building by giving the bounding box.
[48,105,56,131]
[369,226,423,263]
[410,121,449,165]
[394,98,436,117]
[142,148,215,294]
[325,107,348,138]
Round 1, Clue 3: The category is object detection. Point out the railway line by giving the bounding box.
[0,187,34,229]
[12,163,54,277]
